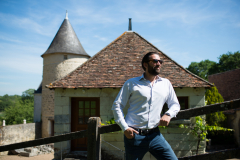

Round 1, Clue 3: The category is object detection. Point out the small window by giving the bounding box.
[64,55,68,60]
[48,119,54,136]
[178,97,189,110]
[161,97,189,116]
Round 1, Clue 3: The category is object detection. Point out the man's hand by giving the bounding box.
[124,127,139,139]
[159,114,171,126]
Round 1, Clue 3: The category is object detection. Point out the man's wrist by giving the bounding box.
[164,113,171,117]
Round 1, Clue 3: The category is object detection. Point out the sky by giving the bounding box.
[0,0,239,96]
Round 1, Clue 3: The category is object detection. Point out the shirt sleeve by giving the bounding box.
[111,81,131,131]
[165,80,180,118]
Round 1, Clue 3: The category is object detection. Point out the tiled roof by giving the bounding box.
[47,31,213,89]
[208,68,240,101]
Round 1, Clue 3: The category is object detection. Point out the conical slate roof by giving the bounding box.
[47,31,213,89]
[41,16,90,57]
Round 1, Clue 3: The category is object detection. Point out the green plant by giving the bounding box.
[179,116,234,154]
[205,86,226,127]
[106,118,116,125]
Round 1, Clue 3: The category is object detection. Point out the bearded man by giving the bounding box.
[112,52,180,160]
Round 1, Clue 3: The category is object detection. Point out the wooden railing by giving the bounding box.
[0,99,240,160]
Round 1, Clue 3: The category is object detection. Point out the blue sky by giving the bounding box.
[0,0,239,96]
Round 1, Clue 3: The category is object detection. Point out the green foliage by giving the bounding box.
[1,99,34,125]
[0,89,35,125]
[205,86,226,127]
[207,129,235,145]
[106,118,116,125]
[206,125,233,131]
[0,94,21,112]
[186,60,217,80]
[205,85,224,105]
[209,51,240,75]
[186,51,240,80]
[179,116,233,154]
[21,89,34,102]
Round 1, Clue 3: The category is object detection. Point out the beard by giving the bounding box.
[148,65,161,76]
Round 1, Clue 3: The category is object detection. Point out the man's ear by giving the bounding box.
[143,62,148,70]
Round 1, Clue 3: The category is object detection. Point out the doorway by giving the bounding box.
[71,97,100,151]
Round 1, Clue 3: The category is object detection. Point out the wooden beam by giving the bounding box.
[174,99,240,120]
[87,117,101,160]
[0,130,87,152]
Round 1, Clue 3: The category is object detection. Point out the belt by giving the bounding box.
[131,127,159,136]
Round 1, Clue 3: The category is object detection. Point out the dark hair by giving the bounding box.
[141,52,160,71]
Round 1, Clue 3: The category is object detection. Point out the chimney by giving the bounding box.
[128,18,132,31]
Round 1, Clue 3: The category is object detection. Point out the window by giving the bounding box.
[64,55,68,60]
[78,100,98,124]
[161,97,188,116]
[48,119,54,136]
[177,97,189,110]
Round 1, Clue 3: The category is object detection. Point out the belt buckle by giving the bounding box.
[141,129,149,135]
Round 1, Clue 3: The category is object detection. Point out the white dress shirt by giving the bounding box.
[112,74,180,131]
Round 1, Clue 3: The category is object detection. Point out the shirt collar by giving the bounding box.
[139,73,162,81]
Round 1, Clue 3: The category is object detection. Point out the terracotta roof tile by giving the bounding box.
[47,32,212,89]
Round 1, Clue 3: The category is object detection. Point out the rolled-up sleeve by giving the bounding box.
[112,81,131,131]
[165,80,180,118]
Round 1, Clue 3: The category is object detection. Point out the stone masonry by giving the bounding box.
[41,54,89,138]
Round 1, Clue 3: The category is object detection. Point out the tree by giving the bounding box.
[186,60,217,80]
[21,89,34,102]
[187,51,240,80]
[0,89,34,125]
[0,94,21,112]
[208,51,240,75]
[2,99,34,125]
[205,86,226,127]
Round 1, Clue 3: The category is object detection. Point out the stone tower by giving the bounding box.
[41,12,90,138]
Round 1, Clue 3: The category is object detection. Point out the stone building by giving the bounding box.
[208,68,240,147]
[45,24,212,159]
[35,14,213,159]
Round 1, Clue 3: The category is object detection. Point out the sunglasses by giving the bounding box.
[148,59,163,64]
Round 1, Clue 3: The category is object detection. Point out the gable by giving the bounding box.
[47,31,212,89]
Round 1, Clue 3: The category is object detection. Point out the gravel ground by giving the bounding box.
[0,152,54,160]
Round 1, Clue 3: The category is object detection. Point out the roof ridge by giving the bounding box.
[209,68,240,77]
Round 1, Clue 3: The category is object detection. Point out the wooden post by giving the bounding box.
[87,117,101,160]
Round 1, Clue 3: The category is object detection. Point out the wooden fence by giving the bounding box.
[0,99,240,160]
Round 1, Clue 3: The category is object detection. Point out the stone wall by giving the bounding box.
[54,87,206,159]
[41,53,89,138]
[0,123,41,155]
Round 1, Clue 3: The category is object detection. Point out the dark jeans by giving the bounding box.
[124,129,178,160]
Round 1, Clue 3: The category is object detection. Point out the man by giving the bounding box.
[112,52,180,160]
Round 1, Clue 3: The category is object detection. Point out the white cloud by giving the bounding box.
[94,35,108,41]
[0,35,23,43]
